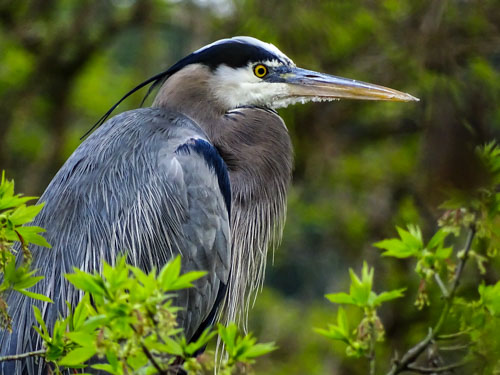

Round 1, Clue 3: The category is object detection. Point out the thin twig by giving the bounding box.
[436,330,472,341]
[406,359,470,374]
[129,323,167,375]
[439,344,470,351]
[140,342,167,375]
[368,320,376,375]
[449,227,476,297]
[433,273,449,298]
[0,349,46,362]
[389,328,433,375]
[386,225,476,375]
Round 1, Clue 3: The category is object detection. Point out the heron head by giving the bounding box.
[164,36,419,110]
[86,36,418,137]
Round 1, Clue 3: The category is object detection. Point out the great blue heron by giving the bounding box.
[0,36,417,374]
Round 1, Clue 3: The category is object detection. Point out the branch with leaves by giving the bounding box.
[316,142,500,374]
[0,171,52,331]
[315,262,405,374]
[0,253,276,374]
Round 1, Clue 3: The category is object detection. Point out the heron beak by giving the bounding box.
[278,67,419,102]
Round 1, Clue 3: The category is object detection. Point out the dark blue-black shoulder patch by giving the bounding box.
[176,139,231,216]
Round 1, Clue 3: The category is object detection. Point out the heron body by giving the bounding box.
[0,36,417,374]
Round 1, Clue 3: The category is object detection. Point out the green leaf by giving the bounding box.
[479,282,500,317]
[32,305,48,338]
[9,204,44,225]
[218,323,238,350]
[13,226,51,248]
[171,270,207,290]
[13,275,43,290]
[400,225,423,247]
[20,290,52,303]
[59,346,97,366]
[372,288,406,307]
[242,342,277,358]
[129,265,156,290]
[314,326,347,342]
[427,229,449,250]
[374,238,418,258]
[127,351,149,370]
[314,306,352,344]
[65,269,106,296]
[66,331,96,347]
[91,364,116,373]
[325,293,354,305]
[73,294,91,329]
[435,246,453,259]
[158,336,184,356]
[158,256,182,290]
[349,264,371,306]
[82,315,108,331]
[337,307,349,333]
[374,225,424,259]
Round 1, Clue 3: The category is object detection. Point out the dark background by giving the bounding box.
[1,0,499,373]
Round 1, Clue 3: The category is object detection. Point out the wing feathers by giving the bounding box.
[0,108,231,374]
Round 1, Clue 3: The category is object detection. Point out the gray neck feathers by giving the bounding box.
[153,66,293,326]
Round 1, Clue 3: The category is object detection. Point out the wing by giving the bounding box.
[0,108,231,374]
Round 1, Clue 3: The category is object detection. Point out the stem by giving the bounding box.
[406,359,469,373]
[0,349,46,362]
[439,344,470,351]
[433,273,449,298]
[436,330,471,340]
[369,320,376,375]
[140,342,167,375]
[386,225,476,375]
[129,323,167,375]
[449,227,476,297]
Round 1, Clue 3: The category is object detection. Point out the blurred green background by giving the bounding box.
[1,0,499,373]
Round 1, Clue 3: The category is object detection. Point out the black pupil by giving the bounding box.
[257,66,266,75]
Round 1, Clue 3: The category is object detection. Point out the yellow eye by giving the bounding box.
[253,64,268,78]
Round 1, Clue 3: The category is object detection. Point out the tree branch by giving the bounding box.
[387,225,476,375]
[406,359,469,374]
[368,320,376,375]
[0,349,46,362]
[433,273,449,298]
[130,322,167,375]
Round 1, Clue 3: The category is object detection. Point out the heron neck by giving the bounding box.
[208,107,294,326]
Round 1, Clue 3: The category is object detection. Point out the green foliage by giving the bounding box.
[0,171,51,331]
[479,281,500,318]
[374,225,452,308]
[325,262,405,309]
[316,263,404,359]
[375,226,452,279]
[217,323,277,374]
[315,142,500,373]
[24,255,275,374]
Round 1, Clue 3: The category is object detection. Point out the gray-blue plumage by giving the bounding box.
[1,107,231,374]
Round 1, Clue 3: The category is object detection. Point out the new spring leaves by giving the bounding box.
[315,262,405,357]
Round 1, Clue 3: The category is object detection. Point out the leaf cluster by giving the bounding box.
[27,256,275,374]
[316,262,404,358]
[316,143,500,373]
[0,171,51,331]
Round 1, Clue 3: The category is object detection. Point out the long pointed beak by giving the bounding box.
[278,67,419,102]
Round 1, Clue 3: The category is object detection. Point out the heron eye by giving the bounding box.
[253,64,268,78]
